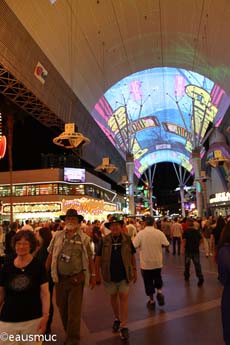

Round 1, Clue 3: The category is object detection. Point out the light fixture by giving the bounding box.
[207,150,229,168]
[53,123,90,149]
[52,7,90,151]
[226,126,230,134]
[95,157,118,174]
[118,175,131,186]
[195,170,210,182]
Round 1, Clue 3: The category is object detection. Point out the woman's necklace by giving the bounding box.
[111,235,121,251]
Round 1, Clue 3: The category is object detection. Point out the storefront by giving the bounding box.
[209,192,230,216]
[0,168,124,223]
[1,198,118,223]
[1,201,62,223]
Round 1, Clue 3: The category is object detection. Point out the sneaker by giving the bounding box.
[156,293,165,306]
[197,279,204,287]
[112,319,121,333]
[146,300,156,309]
[120,327,129,341]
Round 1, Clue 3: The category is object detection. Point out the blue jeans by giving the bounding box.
[184,252,203,280]
[173,237,181,255]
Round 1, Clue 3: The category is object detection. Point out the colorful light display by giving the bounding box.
[92,67,228,177]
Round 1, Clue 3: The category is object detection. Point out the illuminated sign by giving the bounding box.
[92,67,228,176]
[210,192,230,204]
[3,202,61,213]
[62,198,105,214]
[104,202,117,212]
[0,112,6,159]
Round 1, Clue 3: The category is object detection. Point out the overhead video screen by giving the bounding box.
[64,168,85,183]
[92,67,228,177]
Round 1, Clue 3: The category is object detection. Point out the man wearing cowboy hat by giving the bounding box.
[95,216,137,341]
[46,208,96,345]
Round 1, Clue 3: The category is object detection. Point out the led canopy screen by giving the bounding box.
[92,67,228,178]
[64,168,86,183]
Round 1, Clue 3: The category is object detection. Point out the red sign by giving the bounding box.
[0,136,6,159]
[34,62,48,84]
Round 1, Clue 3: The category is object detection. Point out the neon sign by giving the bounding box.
[0,112,6,159]
[210,192,230,204]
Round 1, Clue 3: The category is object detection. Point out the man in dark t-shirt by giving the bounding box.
[182,219,204,286]
[95,216,137,341]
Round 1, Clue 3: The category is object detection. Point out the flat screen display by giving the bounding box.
[64,168,85,183]
[92,67,229,177]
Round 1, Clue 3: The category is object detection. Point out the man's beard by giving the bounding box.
[65,224,77,231]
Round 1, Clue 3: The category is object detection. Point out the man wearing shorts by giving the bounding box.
[133,216,169,309]
[95,216,137,341]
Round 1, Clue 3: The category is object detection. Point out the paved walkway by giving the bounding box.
[46,249,224,345]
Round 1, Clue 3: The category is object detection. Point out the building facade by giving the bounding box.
[0,168,125,223]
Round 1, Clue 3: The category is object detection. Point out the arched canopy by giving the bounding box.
[92,67,229,177]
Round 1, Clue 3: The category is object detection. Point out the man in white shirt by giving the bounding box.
[133,216,169,309]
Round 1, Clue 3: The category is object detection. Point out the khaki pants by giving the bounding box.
[55,277,84,345]
[0,318,42,345]
[203,237,213,256]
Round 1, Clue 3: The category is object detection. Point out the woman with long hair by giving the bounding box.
[218,221,230,345]
[35,227,54,335]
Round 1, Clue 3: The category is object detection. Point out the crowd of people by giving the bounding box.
[0,212,229,345]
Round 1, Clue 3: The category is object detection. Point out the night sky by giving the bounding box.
[0,112,63,172]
